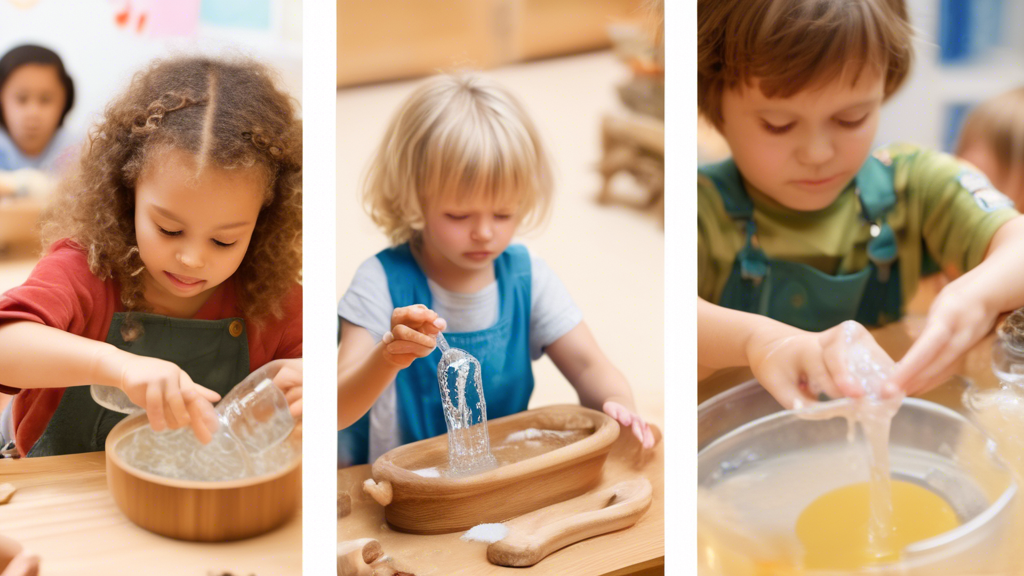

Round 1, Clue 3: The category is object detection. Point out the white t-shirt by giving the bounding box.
[338,246,582,462]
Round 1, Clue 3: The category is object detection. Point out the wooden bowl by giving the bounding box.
[362,405,619,534]
[105,412,301,542]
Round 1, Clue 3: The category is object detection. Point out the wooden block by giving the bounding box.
[0,483,14,505]
[339,491,352,518]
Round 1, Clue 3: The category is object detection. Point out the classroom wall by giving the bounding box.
[876,0,1024,152]
[0,0,302,139]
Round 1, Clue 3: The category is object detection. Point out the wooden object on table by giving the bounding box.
[337,0,644,87]
[0,483,14,505]
[339,490,352,518]
[598,111,665,224]
[339,420,664,576]
[362,405,618,535]
[0,452,300,576]
[338,538,384,576]
[338,539,383,576]
[105,413,301,542]
[488,478,653,567]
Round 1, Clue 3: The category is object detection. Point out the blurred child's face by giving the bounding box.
[719,68,885,211]
[135,148,264,314]
[0,64,65,157]
[959,143,1024,208]
[421,193,520,273]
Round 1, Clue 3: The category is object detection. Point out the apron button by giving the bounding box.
[790,293,805,308]
[229,320,243,337]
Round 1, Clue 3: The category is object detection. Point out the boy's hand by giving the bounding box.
[746,320,892,408]
[98,352,221,444]
[381,305,447,368]
[603,401,656,449]
[890,281,998,396]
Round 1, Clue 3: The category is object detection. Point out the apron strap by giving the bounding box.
[699,158,752,218]
[854,155,903,325]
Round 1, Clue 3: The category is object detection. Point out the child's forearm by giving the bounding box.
[698,297,796,377]
[546,322,639,412]
[337,339,402,430]
[0,321,127,390]
[971,216,1024,313]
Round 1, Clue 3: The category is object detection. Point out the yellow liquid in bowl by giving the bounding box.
[796,480,960,570]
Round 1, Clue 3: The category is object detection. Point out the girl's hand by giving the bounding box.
[603,401,656,449]
[100,352,221,444]
[746,320,892,408]
[889,280,999,396]
[271,358,303,439]
[381,305,447,368]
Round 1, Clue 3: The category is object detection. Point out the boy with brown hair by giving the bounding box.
[697,0,1024,406]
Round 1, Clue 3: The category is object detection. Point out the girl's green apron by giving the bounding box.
[26,313,250,457]
[700,157,908,331]
[338,243,534,467]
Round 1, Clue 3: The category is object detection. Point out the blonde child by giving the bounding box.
[957,86,1024,208]
[0,55,303,457]
[698,0,1024,407]
[338,73,655,467]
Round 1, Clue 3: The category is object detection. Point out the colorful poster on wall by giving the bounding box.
[112,0,200,36]
[200,0,271,30]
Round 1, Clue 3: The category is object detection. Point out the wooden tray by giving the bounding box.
[362,405,618,534]
[105,413,301,542]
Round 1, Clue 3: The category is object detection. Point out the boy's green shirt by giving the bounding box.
[698,143,1019,312]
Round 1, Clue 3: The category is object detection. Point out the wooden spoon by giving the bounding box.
[487,478,653,567]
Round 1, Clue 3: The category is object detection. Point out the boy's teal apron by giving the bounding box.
[26,313,250,457]
[700,157,915,332]
[338,243,534,467]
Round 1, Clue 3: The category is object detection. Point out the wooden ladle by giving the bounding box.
[487,478,653,567]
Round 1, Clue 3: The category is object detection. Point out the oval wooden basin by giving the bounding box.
[105,412,301,542]
[365,405,619,534]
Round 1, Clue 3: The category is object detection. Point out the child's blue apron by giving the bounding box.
[699,157,911,331]
[338,243,534,467]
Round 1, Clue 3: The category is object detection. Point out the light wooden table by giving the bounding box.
[0,452,301,576]
[339,424,665,576]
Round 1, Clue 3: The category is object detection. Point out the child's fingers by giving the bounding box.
[187,382,222,404]
[186,398,217,445]
[802,347,842,399]
[759,369,808,410]
[905,330,971,396]
[163,377,191,430]
[642,424,656,449]
[391,324,437,349]
[289,397,303,419]
[890,322,950,392]
[602,401,631,426]
[146,381,166,432]
[272,365,303,392]
[285,385,303,405]
[631,419,645,444]
[391,305,438,330]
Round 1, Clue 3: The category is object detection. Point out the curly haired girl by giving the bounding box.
[337,73,655,467]
[0,55,302,457]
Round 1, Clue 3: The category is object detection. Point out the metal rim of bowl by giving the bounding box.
[698,386,1018,566]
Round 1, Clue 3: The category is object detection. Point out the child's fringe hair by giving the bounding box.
[699,0,913,130]
[362,73,554,246]
[41,54,302,338]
